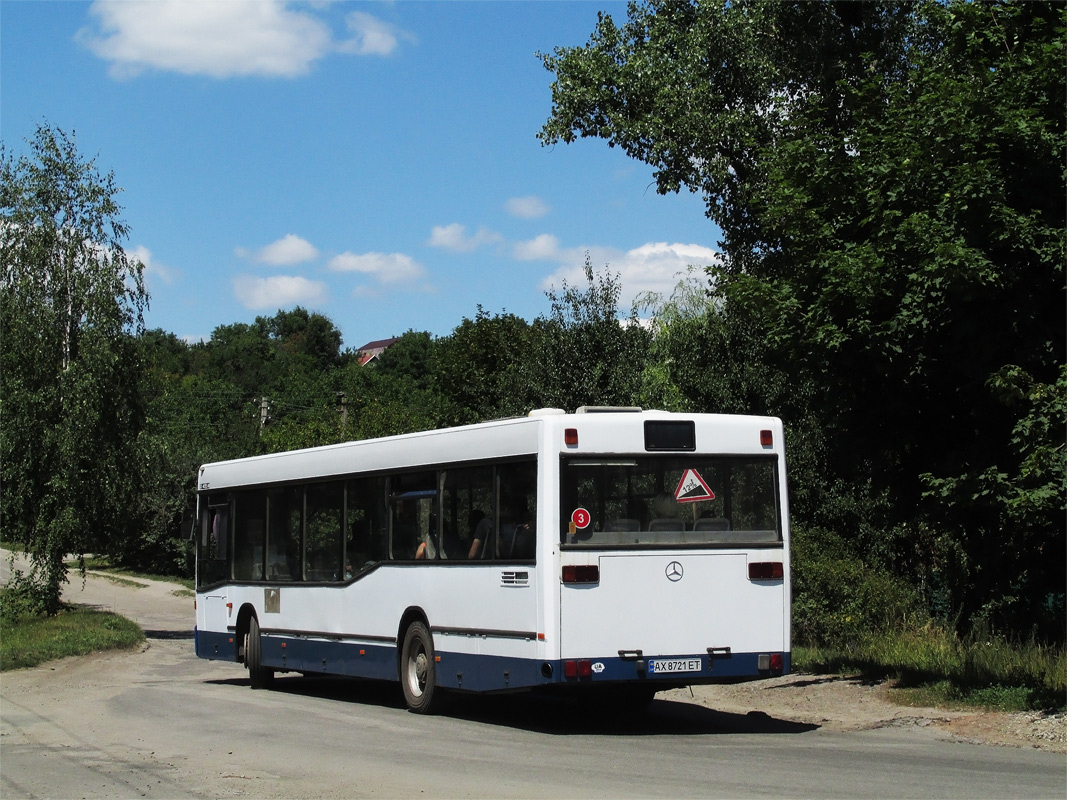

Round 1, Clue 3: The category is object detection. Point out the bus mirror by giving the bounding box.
[182,508,197,543]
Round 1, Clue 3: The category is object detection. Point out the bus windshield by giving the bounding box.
[560,455,780,547]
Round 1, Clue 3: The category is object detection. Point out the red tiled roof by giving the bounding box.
[355,337,399,366]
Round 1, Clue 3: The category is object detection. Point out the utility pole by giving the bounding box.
[259,397,271,435]
[336,392,348,431]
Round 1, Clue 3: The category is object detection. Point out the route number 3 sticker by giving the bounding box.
[571,508,591,529]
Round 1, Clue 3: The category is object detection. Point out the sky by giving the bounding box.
[2,0,721,350]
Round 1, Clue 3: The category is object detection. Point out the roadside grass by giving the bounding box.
[795,626,1067,712]
[0,600,144,671]
[78,556,194,592]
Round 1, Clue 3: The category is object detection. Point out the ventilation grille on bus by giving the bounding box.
[501,571,529,587]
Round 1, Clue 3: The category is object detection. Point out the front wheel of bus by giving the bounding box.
[246,616,274,690]
[400,621,444,714]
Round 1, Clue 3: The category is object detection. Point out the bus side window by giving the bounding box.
[267,487,302,581]
[233,490,266,582]
[388,472,436,560]
[346,475,387,573]
[498,461,537,561]
[306,482,343,581]
[441,465,493,559]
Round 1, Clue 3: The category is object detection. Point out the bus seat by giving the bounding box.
[648,518,686,531]
[693,516,730,531]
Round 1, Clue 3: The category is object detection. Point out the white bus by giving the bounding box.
[194,407,791,712]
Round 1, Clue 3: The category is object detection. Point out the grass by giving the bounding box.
[78,556,195,591]
[1,552,177,672]
[0,603,145,671]
[795,625,1067,712]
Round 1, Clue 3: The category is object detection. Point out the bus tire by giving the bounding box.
[400,621,444,714]
[246,616,274,690]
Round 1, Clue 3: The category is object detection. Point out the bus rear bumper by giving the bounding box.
[546,649,790,685]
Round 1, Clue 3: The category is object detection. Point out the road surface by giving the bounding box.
[1,554,1063,799]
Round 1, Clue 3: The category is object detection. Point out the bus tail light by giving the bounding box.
[748,562,783,581]
[758,653,784,673]
[565,427,579,446]
[562,564,599,584]
[564,659,593,679]
[760,429,773,447]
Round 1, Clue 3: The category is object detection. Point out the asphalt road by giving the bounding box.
[1,556,1063,799]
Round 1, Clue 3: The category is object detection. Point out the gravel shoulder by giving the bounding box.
[3,549,1063,753]
[666,674,1065,753]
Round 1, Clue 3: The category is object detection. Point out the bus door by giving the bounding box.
[198,502,232,635]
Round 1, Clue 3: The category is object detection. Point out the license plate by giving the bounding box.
[648,658,702,674]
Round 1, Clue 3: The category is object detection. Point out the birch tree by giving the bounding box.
[1,124,148,614]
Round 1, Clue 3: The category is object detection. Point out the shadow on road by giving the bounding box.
[143,629,195,640]
[206,673,820,736]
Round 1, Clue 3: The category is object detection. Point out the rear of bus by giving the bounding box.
[547,409,790,694]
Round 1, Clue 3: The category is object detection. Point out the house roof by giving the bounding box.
[355,337,399,366]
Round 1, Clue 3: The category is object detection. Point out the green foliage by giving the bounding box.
[791,526,925,650]
[434,307,535,423]
[797,627,1066,711]
[526,257,651,411]
[0,596,144,671]
[542,0,1066,640]
[921,365,1066,639]
[1,123,148,614]
[0,569,52,623]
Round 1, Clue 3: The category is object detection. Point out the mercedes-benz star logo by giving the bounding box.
[665,561,684,582]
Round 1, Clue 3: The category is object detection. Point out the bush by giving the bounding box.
[792,526,924,649]
[0,570,51,624]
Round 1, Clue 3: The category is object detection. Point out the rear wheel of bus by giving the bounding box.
[400,621,445,714]
[246,616,274,689]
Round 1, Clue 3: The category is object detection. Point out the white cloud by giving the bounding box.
[244,234,319,266]
[79,1,405,79]
[328,251,427,284]
[233,274,329,309]
[539,242,721,308]
[340,10,407,56]
[129,244,176,285]
[505,195,550,219]
[427,223,501,252]
[513,233,561,261]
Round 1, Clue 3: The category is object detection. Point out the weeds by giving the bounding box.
[795,625,1066,712]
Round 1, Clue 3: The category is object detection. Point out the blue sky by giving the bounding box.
[2,1,721,350]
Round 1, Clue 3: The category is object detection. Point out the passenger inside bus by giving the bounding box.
[468,511,492,559]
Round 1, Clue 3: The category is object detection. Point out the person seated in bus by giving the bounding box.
[500,497,535,559]
[468,511,492,559]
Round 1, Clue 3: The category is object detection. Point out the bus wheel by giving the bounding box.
[246,616,274,690]
[400,621,444,714]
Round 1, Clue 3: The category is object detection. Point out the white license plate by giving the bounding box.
[648,658,702,674]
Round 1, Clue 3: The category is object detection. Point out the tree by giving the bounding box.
[266,306,343,372]
[541,1,1065,636]
[526,257,651,412]
[1,124,148,613]
[435,307,535,423]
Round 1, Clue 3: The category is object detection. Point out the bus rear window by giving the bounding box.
[561,456,780,547]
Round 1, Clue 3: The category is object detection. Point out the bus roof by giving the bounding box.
[197,408,783,492]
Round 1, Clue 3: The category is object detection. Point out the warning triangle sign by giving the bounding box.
[674,469,715,503]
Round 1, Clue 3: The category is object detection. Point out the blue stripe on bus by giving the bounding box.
[196,627,789,692]
[194,627,238,661]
